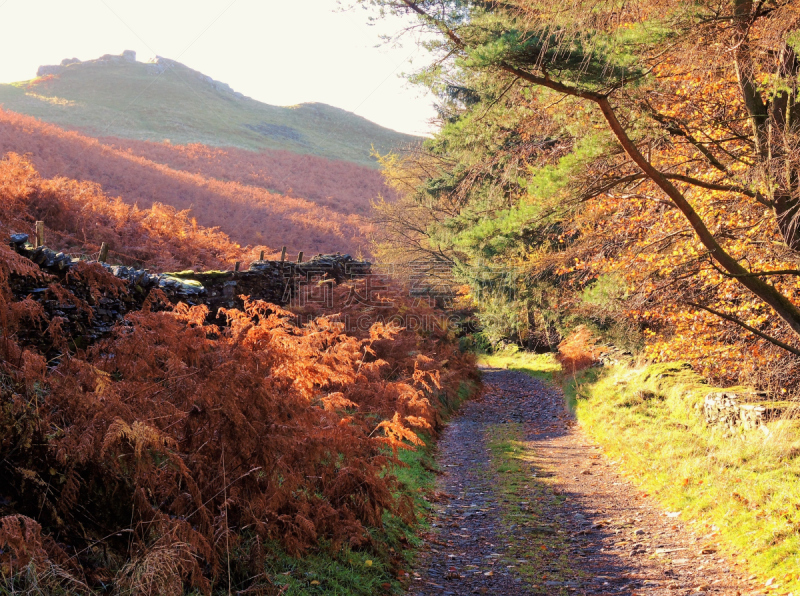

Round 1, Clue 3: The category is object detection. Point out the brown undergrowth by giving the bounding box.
[0,152,255,271]
[554,325,604,380]
[0,210,477,592]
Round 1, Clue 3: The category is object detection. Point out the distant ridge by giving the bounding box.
[0,51,420,167]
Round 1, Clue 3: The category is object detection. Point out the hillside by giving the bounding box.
[0,152,253,271]
[101,137,391,216]
[0,109,378,258]
[0,51,420,168]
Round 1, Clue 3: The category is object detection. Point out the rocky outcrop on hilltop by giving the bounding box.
[36,64,65,77]
[35,51,247,98]
[37,51,137,77]
[148,56,246,97]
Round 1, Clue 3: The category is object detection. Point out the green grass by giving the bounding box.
[479,351,561,382]
[482,352,800,593]
[0,53,419,168]
[261,544,394,596]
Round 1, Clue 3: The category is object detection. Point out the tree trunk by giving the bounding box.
[732,1,800,250]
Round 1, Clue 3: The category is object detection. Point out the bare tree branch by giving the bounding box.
[686,301,800,357]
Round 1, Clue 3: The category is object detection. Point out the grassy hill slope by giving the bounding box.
[0,109,373,257]
[0,52,419,167]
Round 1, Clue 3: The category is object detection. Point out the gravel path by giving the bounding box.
[407,368,762,596]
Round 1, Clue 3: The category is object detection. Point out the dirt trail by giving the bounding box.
[407,368,762,596]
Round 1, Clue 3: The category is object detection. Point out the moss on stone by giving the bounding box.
[162,276,204,288]
[164,269,196,277]
[639,361,696,383]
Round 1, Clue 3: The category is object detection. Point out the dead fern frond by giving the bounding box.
[319,392,360,412]
[0,515,49,573]
[376,412,425,451]
[114,540,202,596]
[102,418,177,460]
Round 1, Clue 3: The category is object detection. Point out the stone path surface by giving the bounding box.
[407,368,762,596]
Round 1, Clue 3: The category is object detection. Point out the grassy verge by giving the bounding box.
[262,443,438,595]
[485,423,580,595]
[479,352,800,594]
[262,379,479,595]
[570,363,800,594]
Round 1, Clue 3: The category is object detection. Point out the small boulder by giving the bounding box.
[9,233,29,246]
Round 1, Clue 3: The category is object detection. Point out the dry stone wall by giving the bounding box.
[703,391,787,432]
[8,233,369,351]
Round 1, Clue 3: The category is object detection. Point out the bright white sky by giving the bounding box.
[0,0,438,136]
